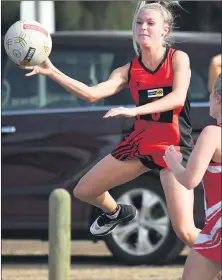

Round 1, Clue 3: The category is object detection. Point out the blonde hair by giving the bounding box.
[213,73,222,95]
[132,1,181,56]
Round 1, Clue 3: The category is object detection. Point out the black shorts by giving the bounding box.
[139,156,188,171]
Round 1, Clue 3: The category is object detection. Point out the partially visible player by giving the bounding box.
[208,54,221,93]
[164,73,222,280]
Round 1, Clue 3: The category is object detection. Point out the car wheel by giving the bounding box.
[105,175,185,265]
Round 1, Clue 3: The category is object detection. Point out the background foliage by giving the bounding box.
[1,1,222,35]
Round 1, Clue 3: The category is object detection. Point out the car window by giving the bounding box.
[1,48,210,112]
[104,52,135,106]
[188,67,209,102]
[1,50,115,111]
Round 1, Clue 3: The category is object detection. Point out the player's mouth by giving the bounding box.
[139,34,150,37]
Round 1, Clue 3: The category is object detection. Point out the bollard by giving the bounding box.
[48,188,71,280]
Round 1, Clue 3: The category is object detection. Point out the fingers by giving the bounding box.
[25,70,36,77]
[103,114,121,118]
[19,65,35,70]
[165,145,176,154]
[164,145,178,163]
[103,112,123,118]
[19,65,36,77]
[169,145,176,151]
[103,108,121,118]
[19,64,50,77]
[103,107,125,119]
[103,113,110,119]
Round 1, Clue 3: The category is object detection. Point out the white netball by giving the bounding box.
[4,20,52,66]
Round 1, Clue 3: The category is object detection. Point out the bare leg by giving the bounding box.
[160,168,201,248]
[182,249,221,280]
[73,154,149,212]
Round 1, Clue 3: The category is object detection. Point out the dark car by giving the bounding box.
[1,31,221,265]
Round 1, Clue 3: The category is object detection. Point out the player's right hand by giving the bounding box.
[20,58,53,76]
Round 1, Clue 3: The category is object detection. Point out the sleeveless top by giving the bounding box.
[193,123,222,263]
[129,47,192,149]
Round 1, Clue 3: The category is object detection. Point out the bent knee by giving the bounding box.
[73,179,88,200]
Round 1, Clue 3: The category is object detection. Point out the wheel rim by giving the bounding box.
[111,188,170,256]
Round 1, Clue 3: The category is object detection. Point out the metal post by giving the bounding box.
[36,1,55,34]
[48,189,71,280]
[20,1,55,34]
[20,1,36,21]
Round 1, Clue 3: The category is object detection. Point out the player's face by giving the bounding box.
[135,9,168,48]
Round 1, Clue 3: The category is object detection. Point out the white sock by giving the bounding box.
[106,205,121,219]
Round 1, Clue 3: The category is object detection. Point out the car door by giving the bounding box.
[1,46,127,233]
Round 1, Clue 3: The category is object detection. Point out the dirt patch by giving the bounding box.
[2,266,183,280]
[2,240,187,280]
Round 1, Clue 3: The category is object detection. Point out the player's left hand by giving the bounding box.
[103,107,137,118]
[163,145,183,169]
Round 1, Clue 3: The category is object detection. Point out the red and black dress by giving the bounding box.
[111,47,193,170]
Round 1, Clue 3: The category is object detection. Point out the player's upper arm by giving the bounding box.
[91,63,130,101]
[185,125,220,188]
[172,51,191,104]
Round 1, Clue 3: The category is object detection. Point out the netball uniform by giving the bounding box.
[111,47,193,170]
[193,123,222,263]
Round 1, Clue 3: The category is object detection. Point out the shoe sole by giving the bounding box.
[91,208,137,237]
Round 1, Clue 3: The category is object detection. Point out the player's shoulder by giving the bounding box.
[109,63,132,83]
[211,54,222,65]
[201,125,221,140]
[172,49,190,70]
[172,49,189,61]
[203,124,221,132]
[112,63,131,74]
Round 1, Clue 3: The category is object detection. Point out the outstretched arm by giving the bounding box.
[48,63,130,102]
[164,126,221,189]
[22,59,130,103]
